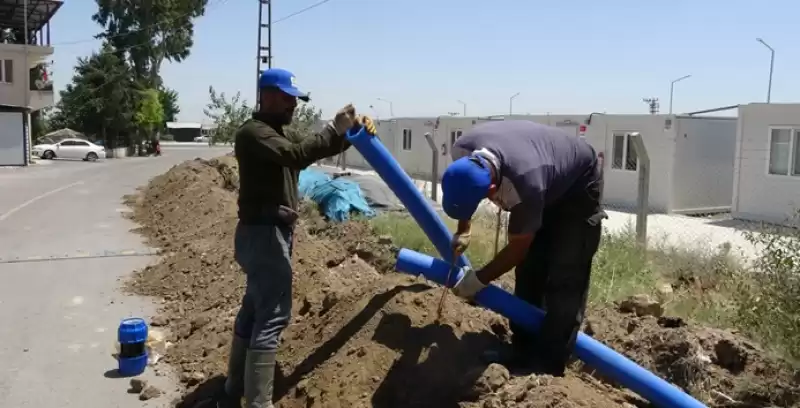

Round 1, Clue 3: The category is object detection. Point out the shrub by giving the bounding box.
[734,213,800,359]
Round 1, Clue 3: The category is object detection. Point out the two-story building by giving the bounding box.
[0,0,62,166]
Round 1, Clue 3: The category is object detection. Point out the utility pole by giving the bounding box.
[642,97,659,115]
[669,74,691,114]
[256,0,272,110]
[756,38,775,103]
[509,92,520,115]
[377,98,394,117]
[457,100,466,116]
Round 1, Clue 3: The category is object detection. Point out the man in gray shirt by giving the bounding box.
[441,120,606,376]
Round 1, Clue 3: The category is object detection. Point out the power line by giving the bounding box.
[273,0,332,24]
[53,0,332,47]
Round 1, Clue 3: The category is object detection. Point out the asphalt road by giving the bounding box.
[0,145,232,408]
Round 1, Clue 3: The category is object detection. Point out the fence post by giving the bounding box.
[628,132,650,248]
[424,132,439,202]
[494,207,503,255]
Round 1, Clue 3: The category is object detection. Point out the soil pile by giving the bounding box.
[124,157,800,407]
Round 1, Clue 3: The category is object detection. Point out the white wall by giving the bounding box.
[733,103,800,225]
[0,111,26,166]
[671,116,737,213]
[582,114,676,212]
[0,44,54,109]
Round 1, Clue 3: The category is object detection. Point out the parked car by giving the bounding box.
[32,138,107,162]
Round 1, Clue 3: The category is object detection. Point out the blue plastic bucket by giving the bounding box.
[117,317,148,376]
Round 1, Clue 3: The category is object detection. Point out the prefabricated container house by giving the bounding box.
[335,114,588,180]
[733,103,800,225]
[325,113,738,215]
[581,114,737,214]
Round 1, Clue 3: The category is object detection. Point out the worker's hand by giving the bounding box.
[451,267,487,299]
[451,232,471,255]
[356,115,377,135]
[331,104,358,135]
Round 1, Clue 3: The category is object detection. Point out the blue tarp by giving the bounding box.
[298,169,376,222]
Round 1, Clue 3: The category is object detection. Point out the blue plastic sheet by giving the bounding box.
[298,169,376,222]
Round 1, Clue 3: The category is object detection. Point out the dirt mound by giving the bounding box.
[124,157,799,408]
[583,307,800,407]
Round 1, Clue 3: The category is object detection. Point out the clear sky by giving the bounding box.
[49,0,800,122]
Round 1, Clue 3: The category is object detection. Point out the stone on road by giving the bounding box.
[0,146,231,408]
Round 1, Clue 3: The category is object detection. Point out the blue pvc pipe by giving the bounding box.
[396,248,707,408]
[346,126,470,268]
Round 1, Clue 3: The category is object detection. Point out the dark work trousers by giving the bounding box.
[510,163,605,376]
[233,221,295,351]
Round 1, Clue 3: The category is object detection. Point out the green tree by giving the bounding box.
[203,86,252,145]
[158,87,180,124]
[52,43,138,147]
[203,87,324,146]
[31,108,52,142]
[92,0,208,86]
[134,88,165,141]
[286,103,322,140]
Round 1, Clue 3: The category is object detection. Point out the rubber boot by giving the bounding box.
[218,335,248,408]
[243,349,277,408]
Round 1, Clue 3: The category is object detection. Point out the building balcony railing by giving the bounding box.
[29,63,53,92]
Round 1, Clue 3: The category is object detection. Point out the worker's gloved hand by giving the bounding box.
[356,115,377,135]
[331,104,357,135]
[451,232,471,255]
[452,267,487,299]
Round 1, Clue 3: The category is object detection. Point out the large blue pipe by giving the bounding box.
[346,127,469,268]
[396,248,707,408]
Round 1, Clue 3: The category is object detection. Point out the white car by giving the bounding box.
[33,138,106,162]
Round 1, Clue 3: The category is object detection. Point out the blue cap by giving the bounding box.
[259,68,310,102]
[442,156,492,220]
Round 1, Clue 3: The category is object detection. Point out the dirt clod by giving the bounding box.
[150,315,169,327]
[139,385,163,400]
[128,378,147,394]
[618,294,664,318]
[124,158,800,408]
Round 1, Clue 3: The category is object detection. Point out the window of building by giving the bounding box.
[402,128,412,151]
[768,127,800,177]
[450,129,463,146]
[611,132,638,171]
[0,59,13,83]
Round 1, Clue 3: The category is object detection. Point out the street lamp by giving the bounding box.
[669,74,691,114]
[457,100,466,116]
[756,38,775,103]
[509,92,520,115]
[377,98,394,117]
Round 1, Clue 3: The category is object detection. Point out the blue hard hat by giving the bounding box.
[259,68,310,102]
[442,156,492,220]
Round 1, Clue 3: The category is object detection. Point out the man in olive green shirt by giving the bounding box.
[217,68,359,408]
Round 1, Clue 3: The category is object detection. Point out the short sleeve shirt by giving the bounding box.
[451,120,596,235]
